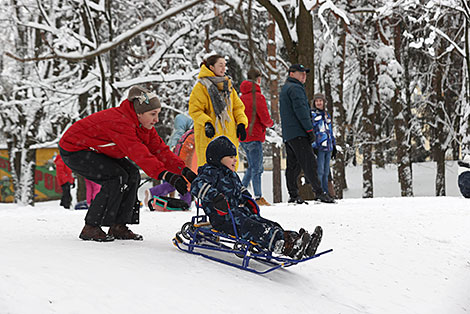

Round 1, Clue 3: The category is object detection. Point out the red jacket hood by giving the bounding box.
[240,80,261,95]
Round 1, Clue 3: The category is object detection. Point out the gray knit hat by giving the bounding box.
[313,93,326,102]
[128,85,161,114]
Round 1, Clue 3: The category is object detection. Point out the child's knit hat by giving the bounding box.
[128,85,161,114]
[206,136,237,166]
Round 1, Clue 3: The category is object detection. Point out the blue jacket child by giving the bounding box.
[190,136,323,259]
[311,105,336,152]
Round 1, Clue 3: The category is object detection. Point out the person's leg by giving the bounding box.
[60,149,132,227]
[285,140,302,199]
[317,151,327,193]
[112,158,140,226]
[216,210,284,252]
[85,179,93,206]
[251,141,263,198]
[60,182,72,209]
[287,137,323,196]
[180,192,192,206]
[240,142,252,188]
[322,151,331,193]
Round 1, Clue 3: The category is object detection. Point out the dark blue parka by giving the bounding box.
[191,163,284,251]
[279,77,314,142]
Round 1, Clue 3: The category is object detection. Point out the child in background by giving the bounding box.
[85,178,101,207]
[311,93,337,196]
[190,136,323,259]
[54,154,75,209]
[144,113,195,209]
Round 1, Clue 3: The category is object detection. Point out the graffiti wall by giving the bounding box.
[0,148,62,202]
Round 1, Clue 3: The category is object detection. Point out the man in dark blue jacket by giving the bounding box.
[280,64,334,204]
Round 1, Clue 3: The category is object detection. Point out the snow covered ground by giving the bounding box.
[0,161,469,314]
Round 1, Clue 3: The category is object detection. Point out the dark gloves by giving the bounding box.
[332,146,337,159]
[307,131,315,144]
[212,194,229,216]
[237,124,247,141]
[182,167,197,183]
[158,171,188,195]
[71,182,76,189]
[313,148,318,156]
[244,198,259,215]
[205,122,215,138]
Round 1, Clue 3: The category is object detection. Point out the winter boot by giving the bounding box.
[255,197,271,206]
[108,224,143,240]
[304,226,323,257]
[79,224,114,242]
[288,195,307,205]
[315,192,335,204]
[282,231,311,259]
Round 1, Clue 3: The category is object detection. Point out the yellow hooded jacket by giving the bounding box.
[189,64,248,168]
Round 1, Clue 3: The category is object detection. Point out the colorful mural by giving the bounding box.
[0,148,62,202]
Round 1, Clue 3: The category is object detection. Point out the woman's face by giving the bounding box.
[220,155,237,171]
[209,58,226,77]
[137,108,161,129]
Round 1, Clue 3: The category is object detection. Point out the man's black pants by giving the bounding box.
[285,136,323,198]
[60,147,140,227]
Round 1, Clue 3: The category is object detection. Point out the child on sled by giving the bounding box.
[190,136,323,259]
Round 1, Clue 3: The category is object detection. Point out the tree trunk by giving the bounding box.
[267,15,282,203]
[332,26,348,199]
[392,19,413,196]
[359,46,374,198]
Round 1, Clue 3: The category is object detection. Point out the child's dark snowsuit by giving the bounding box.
[191,137,284,252]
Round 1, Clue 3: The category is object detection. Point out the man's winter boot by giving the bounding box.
[108,224,143,240]
[79,224,114,242]
[315,192,335,204]
[288,195,307,205]
[304,226,323,257]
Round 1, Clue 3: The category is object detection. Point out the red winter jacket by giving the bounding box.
[54,155,74,186]
[240,81,274,142]
[59,99,186,179]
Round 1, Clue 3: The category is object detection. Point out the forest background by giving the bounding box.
[1,0,469,205]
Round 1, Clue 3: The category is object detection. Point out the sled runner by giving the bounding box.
[172,200,333,274]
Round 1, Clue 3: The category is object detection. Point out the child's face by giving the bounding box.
[220,155,237,171]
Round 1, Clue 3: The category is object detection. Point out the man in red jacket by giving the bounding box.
[240,68,274,206]
[59,85,197,242]
[54,154,75,209]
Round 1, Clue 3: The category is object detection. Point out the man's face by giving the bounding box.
[289,71,307,84]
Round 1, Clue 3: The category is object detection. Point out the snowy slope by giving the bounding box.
[0,162,469,314]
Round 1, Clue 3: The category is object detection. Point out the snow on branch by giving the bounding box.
[5,0,205,63]
[429,25,465,57]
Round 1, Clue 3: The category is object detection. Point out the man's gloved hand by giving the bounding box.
[332,146,337,159]
[307,131,315,144]
[237,124,247,141]
[205,122,215,138]
[313,148,318,156]
[158,171,188,195]
[182,167,197,183]
[212,194,229,215]
[71,181,76,189]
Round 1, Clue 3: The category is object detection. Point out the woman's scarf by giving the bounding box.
[198,75,232,132]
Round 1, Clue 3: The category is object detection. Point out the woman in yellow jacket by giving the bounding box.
[189,54,248,169]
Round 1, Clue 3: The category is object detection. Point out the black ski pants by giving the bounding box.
[285,136,323,198]
[59,147,140,227]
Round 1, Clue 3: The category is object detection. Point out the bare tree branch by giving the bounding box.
[5,0,205,63]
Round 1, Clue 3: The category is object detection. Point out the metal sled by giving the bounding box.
[172,201,333,275]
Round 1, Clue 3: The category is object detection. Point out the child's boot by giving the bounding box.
[281,231,311,259]
[304,226,323,257]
